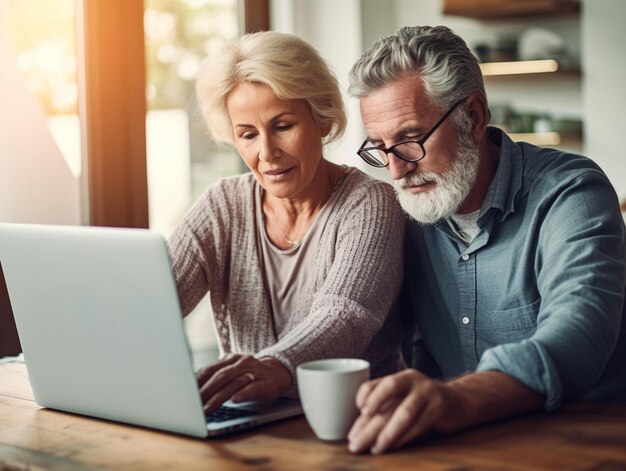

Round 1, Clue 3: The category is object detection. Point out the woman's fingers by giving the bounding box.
[202,374,253,414]
[196,353,240,387]
[199,355,256,403]
[197,354,291,412]
[231,380,269,403]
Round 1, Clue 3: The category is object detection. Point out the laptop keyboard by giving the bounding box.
[206,405,260,423]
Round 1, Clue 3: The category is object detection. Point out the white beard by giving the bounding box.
[393,135,481,225]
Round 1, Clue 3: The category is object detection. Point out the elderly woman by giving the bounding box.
[168,31,404,414]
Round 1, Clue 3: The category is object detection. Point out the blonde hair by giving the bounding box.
[196,31,346,145]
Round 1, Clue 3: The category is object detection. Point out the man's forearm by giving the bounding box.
[438,370,544,433]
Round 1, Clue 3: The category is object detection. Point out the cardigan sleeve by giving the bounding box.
[167,180,236,316]
[256,177,405,390]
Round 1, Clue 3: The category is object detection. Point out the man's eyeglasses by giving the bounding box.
[357,98,466,168]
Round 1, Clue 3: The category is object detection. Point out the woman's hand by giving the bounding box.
[196,354,292,414]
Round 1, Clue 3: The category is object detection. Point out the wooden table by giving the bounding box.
[1,362,626,470]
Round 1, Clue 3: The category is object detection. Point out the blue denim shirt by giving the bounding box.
[404,127,626,411]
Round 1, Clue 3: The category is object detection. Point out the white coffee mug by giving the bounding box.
[296,358,370,441]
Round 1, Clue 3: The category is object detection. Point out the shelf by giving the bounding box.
[507,131,582,149]
[480,59,580,77]
[481,59,556,76]
[443,0,580,19]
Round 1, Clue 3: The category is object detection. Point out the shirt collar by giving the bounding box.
[478,127,523,223]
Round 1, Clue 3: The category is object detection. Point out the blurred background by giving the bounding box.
[1,0,625,362]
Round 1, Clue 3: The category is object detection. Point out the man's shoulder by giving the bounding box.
[519,145,611,195]
[511,144,623,238]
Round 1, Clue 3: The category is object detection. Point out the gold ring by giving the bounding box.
[243,372,255,383]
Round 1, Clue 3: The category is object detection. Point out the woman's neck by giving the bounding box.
[265,161,343,218]
[263,161,345,249]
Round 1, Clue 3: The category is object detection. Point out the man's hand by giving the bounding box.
[347,369,460,454]
[348,369,543,454]
[196,354,292,414]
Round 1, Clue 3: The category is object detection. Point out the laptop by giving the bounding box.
[0,223,302,438]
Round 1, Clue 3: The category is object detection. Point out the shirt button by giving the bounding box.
[461,254,470,261]
[462,316,470,325]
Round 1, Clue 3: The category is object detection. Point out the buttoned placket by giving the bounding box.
[457,249,477,371]
[439,218,494,372]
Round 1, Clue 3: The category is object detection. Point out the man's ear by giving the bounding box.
[464,92,490,142]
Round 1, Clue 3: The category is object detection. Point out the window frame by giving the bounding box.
[78,0,269,228]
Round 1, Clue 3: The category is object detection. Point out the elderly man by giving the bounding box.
[347,25,626,454]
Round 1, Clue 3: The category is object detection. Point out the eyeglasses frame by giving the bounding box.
[357,98,467,168]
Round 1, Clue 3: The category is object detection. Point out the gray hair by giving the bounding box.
[196,31,346,145]
[349,25,486,113]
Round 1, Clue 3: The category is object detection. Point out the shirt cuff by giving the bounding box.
[477,339,563,411]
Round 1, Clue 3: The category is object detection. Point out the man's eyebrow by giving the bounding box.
[366,125,425,146]
[395,125,423,140]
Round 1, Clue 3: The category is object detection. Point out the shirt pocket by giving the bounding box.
[484,298,541,344]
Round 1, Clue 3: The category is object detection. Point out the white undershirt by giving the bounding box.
[447,209,481,244]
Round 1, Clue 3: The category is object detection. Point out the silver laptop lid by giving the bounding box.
[0,224,208,437]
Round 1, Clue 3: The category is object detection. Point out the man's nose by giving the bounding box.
[387,153,417,181]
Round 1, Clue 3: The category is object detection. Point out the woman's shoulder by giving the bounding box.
[333,167,404,228]
[208,172,256,192]
[328,167,405,248]
[198,173,256,205]
[341,166,393,190]
[339,167,398,203]
[180,173,255,229]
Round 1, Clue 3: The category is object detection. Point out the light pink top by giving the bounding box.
[167,168,405,394]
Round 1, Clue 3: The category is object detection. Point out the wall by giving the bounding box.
[395,0,582,116]
[271,0,626,200]
[271,0,364,168]
[581,0,626,199]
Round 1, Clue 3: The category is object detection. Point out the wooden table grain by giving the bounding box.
[1,362,625,470]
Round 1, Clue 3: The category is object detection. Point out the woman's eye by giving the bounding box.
[275,123,292,132]
[240,132,257,140]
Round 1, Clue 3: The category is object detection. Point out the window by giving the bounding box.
[144,0,242,237]
[0,0,82,225]
[0,0,268,361]
[0,0,82,356]
[144,0,268,364]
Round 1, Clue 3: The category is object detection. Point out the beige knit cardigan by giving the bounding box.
[167,168,406,390]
